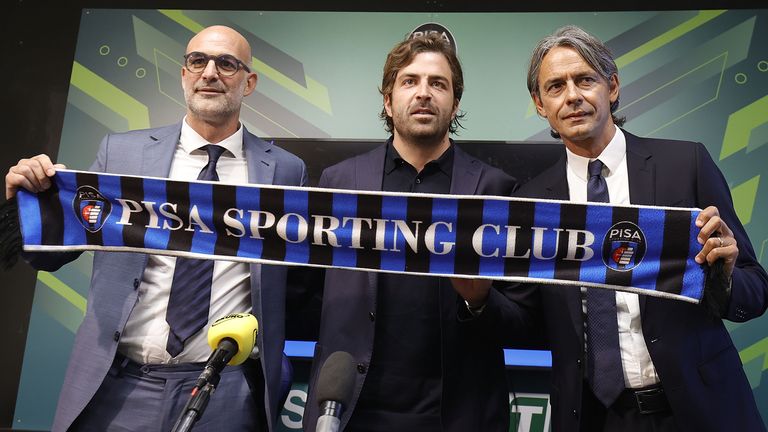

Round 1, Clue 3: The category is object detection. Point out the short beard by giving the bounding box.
[183,81,245,123]
[394,121,451,149]
[186,97,240,123]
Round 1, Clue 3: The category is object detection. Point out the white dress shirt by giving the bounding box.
[119,118,251,364]
[565,125,660,389]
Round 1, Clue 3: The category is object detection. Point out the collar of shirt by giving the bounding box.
[565,125,626,181]
[180,116,245,159]
[383,137,455,176]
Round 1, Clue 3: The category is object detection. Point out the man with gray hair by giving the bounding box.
[510,25,767,431]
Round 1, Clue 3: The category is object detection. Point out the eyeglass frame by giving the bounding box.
[183,51,252,77]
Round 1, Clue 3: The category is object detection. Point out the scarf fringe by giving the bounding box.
[702,259,729,318]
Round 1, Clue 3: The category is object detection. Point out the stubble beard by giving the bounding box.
[392,108,452,149]
[184,81,245,124]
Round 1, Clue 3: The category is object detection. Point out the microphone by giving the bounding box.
[196,312,259,388]
[171,312,258,432]
[315,351,355,432]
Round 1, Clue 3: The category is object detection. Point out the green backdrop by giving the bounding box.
[13,9,768,431]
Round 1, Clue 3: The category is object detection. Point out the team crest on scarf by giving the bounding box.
[72,185,111,233]
[602,221,646,271]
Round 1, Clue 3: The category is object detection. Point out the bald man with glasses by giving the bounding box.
[5,25,306,432]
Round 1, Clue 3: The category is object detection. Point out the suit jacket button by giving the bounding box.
[572,409,578,417]
[576,359,582,369]
[357,363,367,374]
[113,331,120,342]
[369,312,376,321]
[133,278,140,289]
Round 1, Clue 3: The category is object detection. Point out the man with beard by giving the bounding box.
[302,34,518,431]
[5,26,306,431]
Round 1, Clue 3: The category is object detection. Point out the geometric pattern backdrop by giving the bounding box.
[13,9,768,430]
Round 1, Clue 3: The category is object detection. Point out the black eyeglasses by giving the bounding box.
[183,52,251,77]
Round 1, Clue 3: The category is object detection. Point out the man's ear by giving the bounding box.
[533,93,547,117]
[384,94,393,118]
[608,73,619,105]
[243,72,258,96]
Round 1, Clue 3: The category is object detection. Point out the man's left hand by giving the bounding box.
[695,206,738,279]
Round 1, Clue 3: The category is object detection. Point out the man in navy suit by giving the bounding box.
[5,26,306,431]
[511,25,768,431]
[302,34,517,431]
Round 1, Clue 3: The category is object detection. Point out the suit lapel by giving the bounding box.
[625,131,655,206]
[543,154,570,200]
[140,123,181,177]
[243,127,276,185]
[450,145,481,195]
[355,144,388,292]
[241,127,276,322]
[543,153,584,334]
[355,144,386,191]
[623,131,655,314]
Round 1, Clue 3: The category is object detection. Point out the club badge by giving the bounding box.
[602,221,646,272]
[73,185,112,233]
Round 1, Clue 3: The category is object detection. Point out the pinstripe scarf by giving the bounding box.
[17,169,706,303]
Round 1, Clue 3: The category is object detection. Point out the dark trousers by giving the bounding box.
[580,382,679,432]
[70,354,266,432]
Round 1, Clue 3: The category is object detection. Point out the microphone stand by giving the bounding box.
[317,400,343,432]
[170,374,220,432]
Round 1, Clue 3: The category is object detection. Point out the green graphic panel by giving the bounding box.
[722,94,768,159]
[510,394,551,432]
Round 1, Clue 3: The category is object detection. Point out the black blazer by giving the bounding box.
[303,141,519,431]
[512,130,768,431]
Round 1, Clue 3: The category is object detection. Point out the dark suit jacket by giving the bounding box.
[512,130,768,431]
[22,123,308,432]
[302,141,519,431]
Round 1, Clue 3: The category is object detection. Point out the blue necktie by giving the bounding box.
[585,159,624,407]
[165,144,227,357]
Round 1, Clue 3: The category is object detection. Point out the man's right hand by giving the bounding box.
[5,154,66,199]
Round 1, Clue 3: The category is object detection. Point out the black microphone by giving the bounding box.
[171,313,259,432]
[316,351,355,432]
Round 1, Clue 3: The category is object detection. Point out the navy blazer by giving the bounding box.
[512,130,768,431]
[23,123,308,432]
[302,142,519,431]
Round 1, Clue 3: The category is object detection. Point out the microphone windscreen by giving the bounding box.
[316,351,355,406]
[207,313,258,365]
